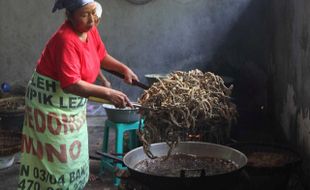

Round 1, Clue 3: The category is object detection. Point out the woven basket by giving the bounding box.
[0,130,21,156]
[0,96,25,115]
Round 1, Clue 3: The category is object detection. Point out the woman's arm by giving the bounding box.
[64,80,131,107]
[64,54,139,107]
[101,54,139,84]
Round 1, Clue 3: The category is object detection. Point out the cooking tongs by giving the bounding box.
[88,96,142,108]
[88,97,157,112]
[103,69,149,90]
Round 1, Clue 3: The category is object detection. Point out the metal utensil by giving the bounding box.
[88,96,155,111]
[88,96,141,107]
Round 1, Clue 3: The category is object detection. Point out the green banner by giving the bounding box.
[18,72,89,190]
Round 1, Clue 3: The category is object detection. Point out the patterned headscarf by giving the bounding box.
[52,0,94,13]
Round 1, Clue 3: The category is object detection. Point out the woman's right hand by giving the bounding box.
[107,88,132,108]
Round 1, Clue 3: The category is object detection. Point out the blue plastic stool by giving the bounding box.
[100,119,143,186]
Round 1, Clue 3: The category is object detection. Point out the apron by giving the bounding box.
[18,71,89,190]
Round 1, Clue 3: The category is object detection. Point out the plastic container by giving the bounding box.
[1,82,11,93]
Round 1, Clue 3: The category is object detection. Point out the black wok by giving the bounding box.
[97,141,249,190]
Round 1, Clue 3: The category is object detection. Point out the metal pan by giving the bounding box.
[97,141,249,190]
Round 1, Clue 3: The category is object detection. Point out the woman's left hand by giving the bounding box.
[100,54,139,84]
[123,68,139,84]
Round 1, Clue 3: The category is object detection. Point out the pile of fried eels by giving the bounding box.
[138,69,237,158]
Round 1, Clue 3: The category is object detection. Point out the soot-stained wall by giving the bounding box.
[271,0,310,188]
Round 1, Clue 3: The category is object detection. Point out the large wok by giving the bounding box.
[97,141,248,190]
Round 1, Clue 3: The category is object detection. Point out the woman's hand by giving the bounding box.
[106,88,132,108]
[100,54,139,85]
[123,68,139,84]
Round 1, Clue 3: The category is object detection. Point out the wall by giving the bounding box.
[0,0,64,87]
[271,0,310,188]
[208,0,272,134]
[0,0,266,102]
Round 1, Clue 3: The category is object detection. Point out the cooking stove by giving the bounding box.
[181,124,230,144]
[119,179,250,190]
[119,178,151,190]
[118,171,250,190]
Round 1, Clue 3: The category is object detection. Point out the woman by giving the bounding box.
[18,0,138,189]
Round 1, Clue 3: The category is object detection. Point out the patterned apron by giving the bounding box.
[18,71,89,190]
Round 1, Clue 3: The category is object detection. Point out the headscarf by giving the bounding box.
[94,1,102,18]
[52,0,94,13]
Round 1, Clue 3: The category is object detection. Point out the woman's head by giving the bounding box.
[66,3,97,33]
[53,0,97,33]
